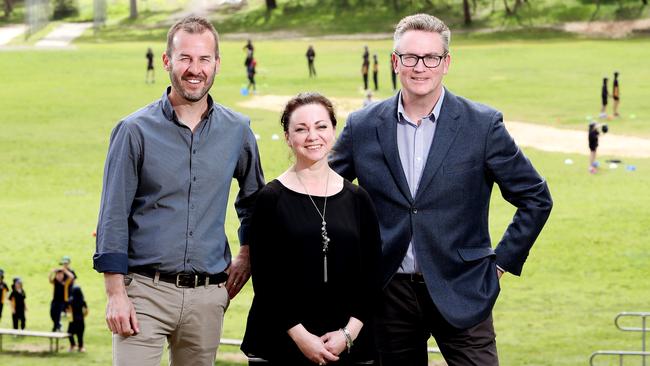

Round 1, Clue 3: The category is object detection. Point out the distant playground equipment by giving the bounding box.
[590,312,650,366]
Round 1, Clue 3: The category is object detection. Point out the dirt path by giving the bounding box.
[238,95,650,158]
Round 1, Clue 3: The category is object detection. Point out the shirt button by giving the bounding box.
[193,176,197,182]
[411,208,418,214]
[190,204,195,209]
[189,231,193,237]
[193,149,197,154]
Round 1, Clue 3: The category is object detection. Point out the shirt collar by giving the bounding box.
[397,87,445,125]
[161,86,215,124]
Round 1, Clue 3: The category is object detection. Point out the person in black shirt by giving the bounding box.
[306,45,316,78]
[49,266,75,331]
[372,54,379,91]
[67,285,88,352]
[612,71,620,117]
[242,92,381,365]
[146,47,155,84]
[0,269,8,321]
[361,46,370,90]
[600,77,609,119]
[9,278,26,330]
[589,122,599,173]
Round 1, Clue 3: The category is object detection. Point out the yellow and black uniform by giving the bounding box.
[0,280,8,320]
[9,288,26,330]
[51,272,74,332]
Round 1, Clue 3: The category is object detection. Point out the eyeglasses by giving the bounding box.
[394,51,448,68]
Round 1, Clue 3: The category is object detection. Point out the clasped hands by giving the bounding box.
[289,324,349,365]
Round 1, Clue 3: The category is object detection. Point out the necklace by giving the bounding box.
[295,169,331,283]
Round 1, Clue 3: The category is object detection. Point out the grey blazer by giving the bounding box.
[330,89,552,329]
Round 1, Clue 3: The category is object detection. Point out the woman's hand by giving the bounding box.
[320,330,347,356]
[288,324,339,365]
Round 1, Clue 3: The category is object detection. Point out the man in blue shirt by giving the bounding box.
[94,16,264,366]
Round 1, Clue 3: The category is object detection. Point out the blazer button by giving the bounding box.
[411,208,418,214]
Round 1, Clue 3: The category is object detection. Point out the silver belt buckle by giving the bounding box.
[175,274,199,288]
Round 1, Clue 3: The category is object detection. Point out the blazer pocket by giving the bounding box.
[443,159,480,175]
[458,247,496,262]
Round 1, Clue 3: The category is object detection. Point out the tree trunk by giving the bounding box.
[463,0,472,25]
[129,0,137,19]
[265,0,277,11]
[4,0,13,18]
[503,0,512,14]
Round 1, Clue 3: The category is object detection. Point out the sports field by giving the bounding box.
[0,34,649,365]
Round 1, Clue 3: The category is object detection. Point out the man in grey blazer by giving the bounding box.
[330,14,552,365]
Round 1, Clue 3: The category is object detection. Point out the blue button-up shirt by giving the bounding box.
[94,88,265,275]
[396,88,445,273]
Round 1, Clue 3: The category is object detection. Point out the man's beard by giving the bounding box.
[169,65,216,103]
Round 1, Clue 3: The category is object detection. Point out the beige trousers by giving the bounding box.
[113,272,229,366]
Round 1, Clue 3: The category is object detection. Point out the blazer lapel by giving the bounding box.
[376,95,414,203]
[415,89,461,201]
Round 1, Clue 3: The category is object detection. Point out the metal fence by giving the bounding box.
[590,312,650,366]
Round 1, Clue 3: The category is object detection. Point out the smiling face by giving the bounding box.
[285,103,336,165]
[163,30,220,103]
[393,30,450,102]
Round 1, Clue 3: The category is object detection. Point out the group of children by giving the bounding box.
[0,256,88,352]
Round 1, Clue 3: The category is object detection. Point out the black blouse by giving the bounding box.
[241,179,382,364]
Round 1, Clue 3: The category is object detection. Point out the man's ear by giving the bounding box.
[162,52,171,71]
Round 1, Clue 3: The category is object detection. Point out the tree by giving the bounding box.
[463,0,472,24]
[129,0,137,19]
[3,0,13,19]
[265,0,277,11]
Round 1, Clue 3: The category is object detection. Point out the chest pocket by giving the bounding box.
[443,159,480,175]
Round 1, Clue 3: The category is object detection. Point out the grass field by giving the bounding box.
[0,35,649,365]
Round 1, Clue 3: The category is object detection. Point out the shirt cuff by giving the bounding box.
[93,253,129,274]
[496,265,506,274]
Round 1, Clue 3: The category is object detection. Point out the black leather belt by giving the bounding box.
[394,273,426,283]
[131,267,228,288]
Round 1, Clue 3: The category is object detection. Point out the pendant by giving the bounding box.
[323,254,328,283]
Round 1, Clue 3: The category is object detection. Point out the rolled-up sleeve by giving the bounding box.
[94,121,141,274]
[234,124,265,246]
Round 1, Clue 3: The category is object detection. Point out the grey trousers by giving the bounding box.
[113,272,229,366]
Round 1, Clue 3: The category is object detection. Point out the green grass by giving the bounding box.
[0,37,649,365]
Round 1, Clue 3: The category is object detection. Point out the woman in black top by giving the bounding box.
[242,93,381,365]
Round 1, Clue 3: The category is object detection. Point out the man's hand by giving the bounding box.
[226,245,251,299]
[104,273,139,337]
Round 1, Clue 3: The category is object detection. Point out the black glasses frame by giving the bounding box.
[393,51,448,68]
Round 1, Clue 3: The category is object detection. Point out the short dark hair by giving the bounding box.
[166,16,219,58]
[280,92,337,132]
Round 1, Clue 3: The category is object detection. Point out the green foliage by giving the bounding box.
[0,37,649,365]
[51,0,79,19]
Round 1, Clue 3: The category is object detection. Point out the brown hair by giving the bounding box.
[166,16,219,58]
[280,92,337,132]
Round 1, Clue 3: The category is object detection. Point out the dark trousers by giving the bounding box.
[373,71,378,91]
[68,319,85,348]
[375,275,498,366]
[363,73,368,90]
[0,303,3,319]
[50,301,66,331]
[12,312,26,329]
[308,61,316,77]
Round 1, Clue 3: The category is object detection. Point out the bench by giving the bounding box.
[0,329,71,353]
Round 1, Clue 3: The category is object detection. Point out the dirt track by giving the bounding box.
[238,95,650,158]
